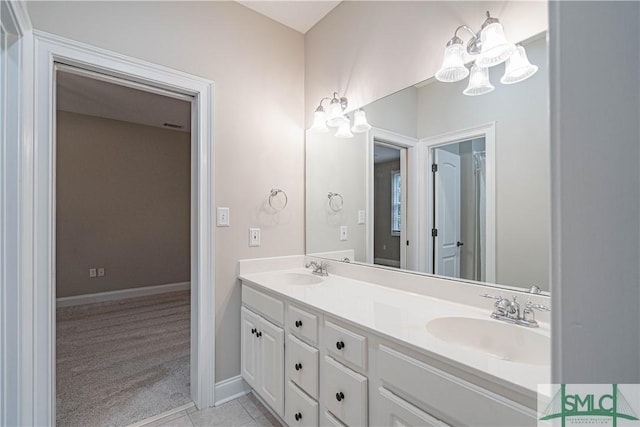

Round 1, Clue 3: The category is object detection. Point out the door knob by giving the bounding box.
[295,320,303,328]
[294,412,302,421]
[336,341,345,350]
[336,391,345,402]
[456,241,464,247]
[295,363,302,371]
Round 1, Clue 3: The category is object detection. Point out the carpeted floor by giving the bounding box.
[56,290,191,427]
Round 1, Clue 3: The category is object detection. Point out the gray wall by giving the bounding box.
[374,159,401,264]
[28,0,305,382]
[550,1,640,383]
[418,36,549,290]
[56,111,190,298]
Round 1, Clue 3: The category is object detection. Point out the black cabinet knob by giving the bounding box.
[295,320,303,328]
[251,328,256,335]
[294,412,302,421]
[457,241,464,247]
[336,340,345,350]
[256,331,262,338]
[295,363,303,371]
[336,391,345,402]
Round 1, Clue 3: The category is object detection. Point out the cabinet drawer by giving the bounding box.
[323,356,367,427]
[287,334,319,399]
[288,304,318,345]
[378,345,536,426]
[321,411,346,427]
[242,284,284,326]
[375,387,448,427]
[286,381,319,427]
[324,321,367,370]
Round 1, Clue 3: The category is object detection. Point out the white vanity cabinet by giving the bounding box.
[240,279,539,427]
[240,287,285,418]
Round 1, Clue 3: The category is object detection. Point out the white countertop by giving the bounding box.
[239,267,550,399]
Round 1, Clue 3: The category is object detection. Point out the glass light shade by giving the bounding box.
[500,45,538,84]
[351,109,371,133]
[475,22,516,67]
[326,101,346,127]
[463,65,494,96]
[335,117,354,138]
[309,110,329,133]
[435,44,469,83]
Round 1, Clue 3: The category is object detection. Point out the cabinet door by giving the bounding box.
[258,315,285,418]
[241,307,259,390]
[375,387,448,427]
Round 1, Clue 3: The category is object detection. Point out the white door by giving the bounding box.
[258,316,284,418]
[434,149,461,278]
[240,307,260,390]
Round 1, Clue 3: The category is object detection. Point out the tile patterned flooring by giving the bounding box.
[139,394,281,427]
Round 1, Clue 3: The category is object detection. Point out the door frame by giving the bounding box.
[12,30,215,425]
[1,1,33,426]
[366,127,417,269]
[420,122,496,282]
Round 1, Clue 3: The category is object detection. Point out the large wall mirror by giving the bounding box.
[306,32,549,293]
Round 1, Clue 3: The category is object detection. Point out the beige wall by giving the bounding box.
[56,111,190,298]
[306,131,368,261]
[28,1,305,382]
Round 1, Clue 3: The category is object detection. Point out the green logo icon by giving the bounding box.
[540,384,639,426]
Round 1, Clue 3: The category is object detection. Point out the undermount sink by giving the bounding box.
[277,272,324,286]
[426,317,550,366]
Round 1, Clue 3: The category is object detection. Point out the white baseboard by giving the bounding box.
[214,375,251,406]
[56,281,190,308]
[374,257,401,268]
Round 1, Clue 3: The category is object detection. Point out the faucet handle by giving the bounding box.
[525,300,550,311]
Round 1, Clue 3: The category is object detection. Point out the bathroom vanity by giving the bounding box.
[238,256,550,427]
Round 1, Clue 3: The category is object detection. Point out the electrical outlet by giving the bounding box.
[89,268,97,278]
[98,267,105,277]
[217,207,230,227]
[340,226,348,241]
[249,228,261,247]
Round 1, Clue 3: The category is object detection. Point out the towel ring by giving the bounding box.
[327,192,344,212]
[269,188,288,211]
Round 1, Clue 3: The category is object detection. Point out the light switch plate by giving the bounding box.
[97,267,105,277]
[340,226,348,241]
[249,228,261,247]
[217,207,230,227]
[89,268,97,278]
[358,210,366,225]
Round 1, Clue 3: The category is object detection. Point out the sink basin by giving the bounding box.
[276,272,324,286]
[426,317,549,365]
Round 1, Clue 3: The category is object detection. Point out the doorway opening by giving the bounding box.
[54,64,194,426]
[423,122,496,283]
[373,142,407,269]
[431,138,486,281]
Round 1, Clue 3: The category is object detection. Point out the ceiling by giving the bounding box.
[56,70,191,132]
[237,1,341,34]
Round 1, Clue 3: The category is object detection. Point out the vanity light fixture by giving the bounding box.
[308,93,372,138]
[435,11,538,96]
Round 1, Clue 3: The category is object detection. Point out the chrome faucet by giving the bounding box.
[480,294,549,328]
[305,261,328,277]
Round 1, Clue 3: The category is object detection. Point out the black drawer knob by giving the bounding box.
[295,363,302,371]
[294,412,302,421]
[295,320,303,328]
[336,340,345,350]
[251,328,256,334]
[256,331,262,338]
[336,391,345,402]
